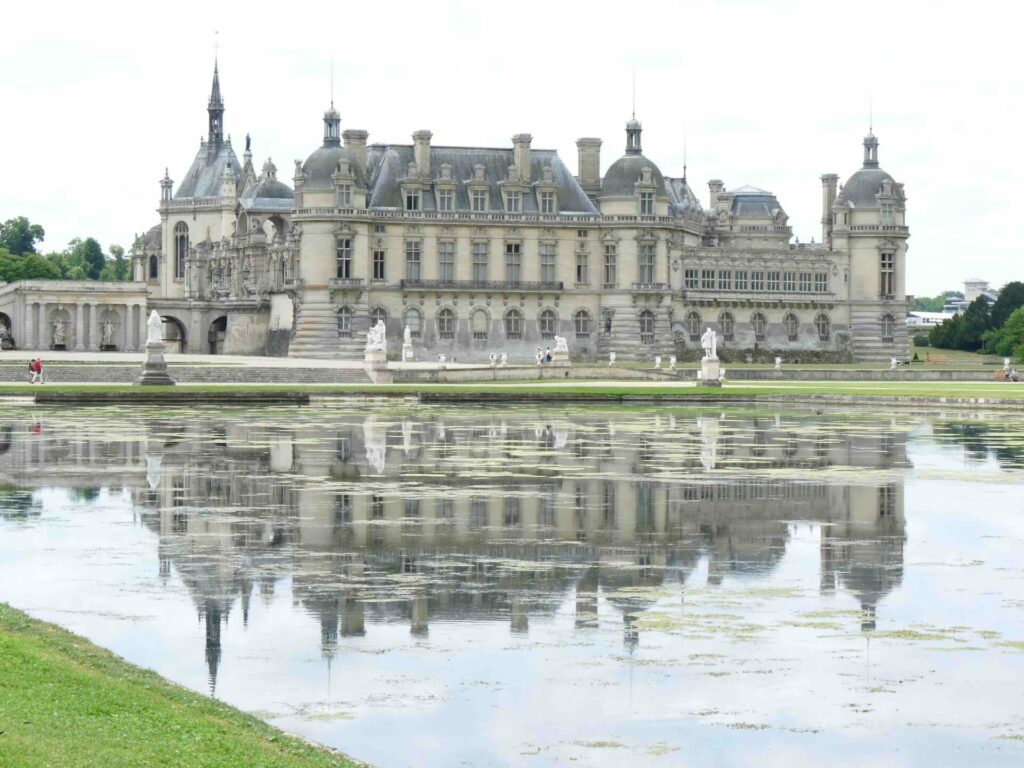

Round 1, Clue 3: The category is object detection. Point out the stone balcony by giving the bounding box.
[399,279,563,292]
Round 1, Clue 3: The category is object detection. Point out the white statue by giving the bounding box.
[654,356,661,369]
[1005,357,1012,372]
[489,352,498,367]
[404,326,412,346]
[608,352,616,366]
[774,356,782,370]
[437,353,446,364]
[700,327,718,360]
[669,355,677,370]
[890,357,899,370]
[365,319,387,352]
[146,310,163,345]
[553,336,569,354]
[101,319,115,346]
[500,352,508,367]
[52,318,66,347]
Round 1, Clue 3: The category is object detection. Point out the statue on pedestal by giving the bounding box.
[365,319,387,352]
[700,327,718,360]
[146,310,163,345]
[102,320,115,347]
[553,336,569,354]
[52,319,66,347]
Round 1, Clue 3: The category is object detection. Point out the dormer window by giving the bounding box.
[338,184,352,207]
[880,202,896,225]
[405,189,421,211]
[505,191,522,213]
[639,191,654,215]
[438,188,454,211]
[471,190,488,212]
[540,191,556,214]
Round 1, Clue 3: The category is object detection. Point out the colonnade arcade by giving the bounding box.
[21,300,148,351]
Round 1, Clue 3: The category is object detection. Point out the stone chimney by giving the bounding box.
[708,179,724,208]
[512,134,532,180]
[820,173,838,246]
[413,130,432,178]
[343,129,369,178]
[576,137,602,196]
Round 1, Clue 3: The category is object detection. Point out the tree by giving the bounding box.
[956,296,993,351]
[70,237,106,280]
[913,290,961,313]
[982,306,1024,358]
[991,281,1024,329]
[0,249,61,281]
[929,314,961,348]
[0,217,45,255]
[99,244,131,281]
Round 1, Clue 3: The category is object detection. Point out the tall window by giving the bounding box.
[880,252,895,297]
[751,271,765,291]
[174,222,188,279]
[405,241,422,280]
[735,270,748,290]
[815,273,828,293]
[881,314,895,343]
[784,313,799,341]
[437,188,454,211]
[335,238,352,279]
[372,249,386,280]
[337,306,352,337]
[371,306,388,328]
[472,242,488,282]
[639,191,654,215]
[404,308,421,338]
[879,485,896,517]
[575,252,589,285]
[505,243,521,283]
[720,312,735,342]
[438,241,455,282]
[684,268,699,289]
[438,308,455,340]
[540,243,556,284]
[539,309,556,339]
[404,189,420,211]
[540,191,556,214]
[638,244,655,284]
[337,185,352,207]
[505,308,523,339]
[799,272,812,292]
[505,191,522,213]
[752,312,767,342]
[701,269,715,289]
[148,254,158,280]
[767,271,781,291]
[639,310,655,343]
[603,244,617,287]
[783,271,797,292]
[718,270,732,290]
[815,313,830,342]
[686,311,701,342]
[471,189,487,212]
[472,309,488,340]
[574,309,591,339]
[880,202,896,225]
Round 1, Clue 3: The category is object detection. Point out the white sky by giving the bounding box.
[1,0,1019,297]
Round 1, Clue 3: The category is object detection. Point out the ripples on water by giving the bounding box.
[1,404,1023,767]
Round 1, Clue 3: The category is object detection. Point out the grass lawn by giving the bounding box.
[0,603,361,768]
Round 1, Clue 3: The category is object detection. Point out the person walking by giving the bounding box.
[33,358,43,384]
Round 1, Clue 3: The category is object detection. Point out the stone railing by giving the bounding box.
[399,279,563,292]
[329,278,365,289]
[847,224,909,234]
[631,282,671,292]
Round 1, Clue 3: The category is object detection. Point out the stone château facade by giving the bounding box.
[120,61,909,361]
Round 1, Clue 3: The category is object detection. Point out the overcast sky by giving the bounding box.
[1,0,1018,296]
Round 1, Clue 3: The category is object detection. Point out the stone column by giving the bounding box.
[75,303,85,350]
[137,304,147,351]
[89,303,101,351]
[24,302,33,350]
[122,305,130,351]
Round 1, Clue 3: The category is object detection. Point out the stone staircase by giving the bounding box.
[849,302,910,362]
[596,304,676,361]
[288,293,367,360]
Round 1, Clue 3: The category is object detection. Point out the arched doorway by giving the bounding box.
[208,316,227,354]
[0,312,13,349]
[162,316,187,354]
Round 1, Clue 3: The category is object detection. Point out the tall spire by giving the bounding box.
[207,55,224,148]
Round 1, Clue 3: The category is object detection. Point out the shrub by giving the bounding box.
[913,334,930,347]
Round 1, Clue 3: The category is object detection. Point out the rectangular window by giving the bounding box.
[505,242,521,282]
[638,244,655,284]
[437,188,454,212]
[799,272,812,292]
[471,189,487,212]
[372,249,386,280]
[639,191,654,215]
[575,252,589,285]
[751,271,765,291]
[405,240,421,280]
[880,253,895,296]
[505,191,522,213]
[438,241,455,282]
[684,268,699,290]
[577,229,588,239]
[718,270,732,290]
[815,273,828,293]
[783,271,796,292]
[540,242,556,284]
[373,224,386,234]
[767,271,781,291]
[735,270,748,290]
[701,269,715,290]
[540,191,556,214]
[338,185,352,207]
[472,241,488,282]
[404,189,420,211]
[880,202,895,225]
[603,244,617,288]
[335,238,352,279]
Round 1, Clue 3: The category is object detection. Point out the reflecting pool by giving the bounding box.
[1,403,1024,767]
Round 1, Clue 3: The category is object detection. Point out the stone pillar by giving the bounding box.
[122,305,130,351]
[75,303,85,350]
[89,303,101,350]
[137,304,147,351]
[24,302,33,350]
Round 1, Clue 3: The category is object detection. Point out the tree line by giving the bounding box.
[925,281,1024,359]
[0,216,131,283]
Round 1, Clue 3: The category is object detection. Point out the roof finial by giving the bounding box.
[631,66,636,120]
[330,55,335,109]
[869,94,873,134]
[214,30,219,66]
[683,128,688,183]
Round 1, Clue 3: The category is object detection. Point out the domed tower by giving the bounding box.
[830,131,909,361]
[598,116,669,217]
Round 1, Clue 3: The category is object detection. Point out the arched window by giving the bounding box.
[403,308,421,338]
[685,311,701,342]
[438,308,455,340]
[784,313,799,342]
[148,254,158,280]
[752,312,767,342]
[539,308,557,339]
[815,313,830,342]
[174,222,188,279]
[371,307,388,328]
[639,310,655,344]
[574,309,592,339]
[337,306,352,338]
[472,309,488,340]
[505,308,523,339]
[881,314,895,343]
[719,312,734,342]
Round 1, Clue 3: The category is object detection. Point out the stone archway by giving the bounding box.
[161,316,187,354]
[98,308,122,351]
[47,307,73,350]
[208,316,228,354]
[0,312,13,349]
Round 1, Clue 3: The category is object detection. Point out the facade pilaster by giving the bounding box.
[89,303,101,350]
[75,303,85,350]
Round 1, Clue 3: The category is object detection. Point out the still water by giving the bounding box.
[1,403,1023,767]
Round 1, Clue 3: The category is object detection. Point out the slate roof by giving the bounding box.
[175,141,240,199]
[729,186,783,217]
[664,177,703,216]
[839,167,901,208]
[600,154,667,198]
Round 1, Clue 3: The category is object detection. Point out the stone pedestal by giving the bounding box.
[364,348,392,384]
[550,350,571,367]
[136,341,176,386]
[402,341,413,362]
[700,356,722,387]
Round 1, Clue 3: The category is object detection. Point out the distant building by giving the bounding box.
[907,311,954,329]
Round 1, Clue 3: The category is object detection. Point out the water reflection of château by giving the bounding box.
[0,408,907,691]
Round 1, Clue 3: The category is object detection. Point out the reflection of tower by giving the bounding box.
[820,528,836,593]
[411,595,428,635]
[575,568,598,628]
[510,596,529,633]
[202,600,222,696]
